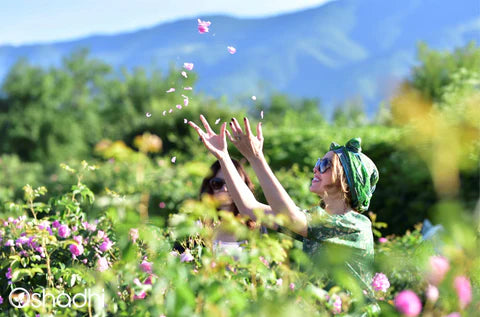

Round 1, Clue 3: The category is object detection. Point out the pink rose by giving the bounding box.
[58,224,71,238]
[426,284,439,303]
[394,290,422,317]
[371,273,390,292]
[134,291,146,300]
[100,239,113,252]
[427,255,450,285]
[129,228,139,243]
[453,276,472,309]
[140,260,153,274]
[69,244,84,257]
[73,235,83,244]
[332,295,342,314]
[97,257,109,272]
[180,251,194,263]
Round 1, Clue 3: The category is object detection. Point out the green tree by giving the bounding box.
[409,41,480,102]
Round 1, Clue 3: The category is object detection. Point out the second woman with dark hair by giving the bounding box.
[200,159,264,257]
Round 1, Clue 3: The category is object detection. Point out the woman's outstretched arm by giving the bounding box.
[188,115,275,224]
[228,117,308,236]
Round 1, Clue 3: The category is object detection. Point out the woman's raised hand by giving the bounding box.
[227,117,264,160]
[188,115,228,159]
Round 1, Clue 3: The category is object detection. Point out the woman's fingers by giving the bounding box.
[219,122,227,139]
[200,114,215,135]
[188,121,207,139]
[231,117,243,134]
[225,129,235,143]
[244,117,252,138]
[229,121,238,135]
[256,122,263,141]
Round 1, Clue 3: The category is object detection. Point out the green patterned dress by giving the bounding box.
[275,206,375,291]
[302,206,374,289]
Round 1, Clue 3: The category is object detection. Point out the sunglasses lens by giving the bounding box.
[315,158,331,174]
[210,178,225,190]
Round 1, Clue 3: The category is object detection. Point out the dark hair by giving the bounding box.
[199,158,256,227]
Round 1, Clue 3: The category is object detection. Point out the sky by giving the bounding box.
[0,0,333,46]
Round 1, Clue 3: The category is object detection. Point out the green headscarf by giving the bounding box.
[330,138,379,213]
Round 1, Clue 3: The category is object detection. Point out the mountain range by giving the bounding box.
[0,0,479,117]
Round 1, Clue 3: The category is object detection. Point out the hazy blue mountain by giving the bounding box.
[0,0,478,116]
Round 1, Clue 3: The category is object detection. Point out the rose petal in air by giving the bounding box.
[169,109,173,113]
[183,98,189,106]
[197,19,211,34]
[171,156,176,163]
[183,63,194,71]
[145,112,152,118]
[215,118,221,125]
[181,71,188,78]
[227,46,236,54]
[184,87,193,90]
[184,118,188,124]
[166,88,175,93]
[260,110,264,119]
[176,105,182,109]
[251,96,256,100]
[163,111,166,116]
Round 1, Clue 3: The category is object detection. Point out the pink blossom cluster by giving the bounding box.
[371,272,390,292]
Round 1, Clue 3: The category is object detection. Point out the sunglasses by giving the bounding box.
[209,177,226,191]
[315,158,332,174]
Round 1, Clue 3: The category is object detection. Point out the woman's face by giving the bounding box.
[309,151,335,196]
[211,169,243,207]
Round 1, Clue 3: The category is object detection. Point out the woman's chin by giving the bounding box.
[309,183,322,194]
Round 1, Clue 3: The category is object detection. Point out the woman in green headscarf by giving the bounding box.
[188,115,380,300]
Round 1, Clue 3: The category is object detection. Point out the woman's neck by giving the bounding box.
[322,192,350,215]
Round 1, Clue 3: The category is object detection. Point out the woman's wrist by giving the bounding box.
[247,152,265,163]
[217,151,231,162]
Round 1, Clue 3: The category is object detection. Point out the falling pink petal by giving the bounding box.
[260,110,264,119]
[145,112,152,118]
[181,71,188,78]
[183,63,194,71]
[197,19,211,34]
[171,156,176,163]
[183,98,189,106]
[169,109,173,113]
[159,202,166,208]
[215,118,221,125]
[251,96,256,100]
[184,118,188,124]
[162,110,166,116]
[176,104,182,109]
[166,88,175,93]
[227,46,236,54]
[184,87,193,90]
